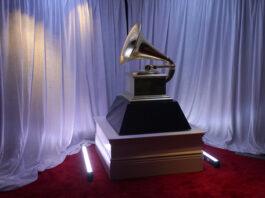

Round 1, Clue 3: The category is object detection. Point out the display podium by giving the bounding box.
[95,23,205,180]
[95,117,205,180]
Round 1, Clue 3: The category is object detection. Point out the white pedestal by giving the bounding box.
[95,117,205,180]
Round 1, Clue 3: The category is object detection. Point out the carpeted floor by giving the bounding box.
[1,144,265,198]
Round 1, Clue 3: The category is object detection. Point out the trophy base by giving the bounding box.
[106,96,191,135]
[122,91,172,102]
[126,72,167,98]
[132,70,160,75]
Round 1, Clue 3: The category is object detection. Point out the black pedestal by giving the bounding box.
[106,96,191,135]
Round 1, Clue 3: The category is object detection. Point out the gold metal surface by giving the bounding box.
[120,23,175,82]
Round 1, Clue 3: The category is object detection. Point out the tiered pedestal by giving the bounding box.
[95,117,205,180]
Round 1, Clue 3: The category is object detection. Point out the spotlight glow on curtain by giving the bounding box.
[0,0,108,191]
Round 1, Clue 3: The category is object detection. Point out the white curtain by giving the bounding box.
[98,0,127,106]
[127,0,265,154]
[0,0,110,191]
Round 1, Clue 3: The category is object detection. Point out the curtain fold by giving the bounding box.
[127,0,265,154]
[98,0,127,106]
[0,0,109,191]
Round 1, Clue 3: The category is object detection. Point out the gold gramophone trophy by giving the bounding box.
[107,23,191,135]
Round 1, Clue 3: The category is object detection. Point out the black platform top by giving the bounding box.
[106,96,191,135]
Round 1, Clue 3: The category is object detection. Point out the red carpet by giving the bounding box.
[1,144,265,198]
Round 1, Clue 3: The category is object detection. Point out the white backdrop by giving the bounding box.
[0,0,265,191]
[127,0,265,154]
[0,0,110,191]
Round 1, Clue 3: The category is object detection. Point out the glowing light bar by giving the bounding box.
[82,145,93,181]
[202,150,220,168]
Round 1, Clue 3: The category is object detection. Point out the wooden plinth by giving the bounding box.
[95,117,205,180]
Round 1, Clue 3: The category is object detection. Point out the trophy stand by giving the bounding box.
[106,72,191,135]
[95,23,205,180]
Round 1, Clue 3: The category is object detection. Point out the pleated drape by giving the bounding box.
[0,0,112,191]
[127,0,265,154]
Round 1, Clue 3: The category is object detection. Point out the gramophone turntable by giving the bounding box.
[107,23,191,135]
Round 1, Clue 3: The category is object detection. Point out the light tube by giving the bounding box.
[202,150,220,168]
[203,151,218,162]
[82,145,93,181]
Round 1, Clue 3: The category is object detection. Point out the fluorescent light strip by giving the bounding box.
[202,151,218,162]
[82,145,93,173]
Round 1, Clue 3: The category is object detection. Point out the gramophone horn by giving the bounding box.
[120,23,175,82]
